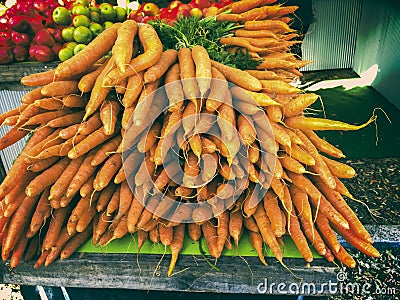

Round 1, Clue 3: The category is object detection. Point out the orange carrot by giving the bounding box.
[0,126,53,198]
[27,189,52,238]
[40,80,79,97]
[68,126,114,159]
[144,49,178,84]
[102,23,163,86]
[59,124,80,139]
[263,191,283,237]
[321,155,356,179]
[249,231,268,267]
[61,95,87,108]
[49,156,84,200]
[226,0,269,14]
[253,204,283,262]
[244,19,295,32]
[20,69,58,86]
[131,79,161,127]
[216,210,229,255]
[25,157,70,197]
[21,87,43,104]
[164,63,185,112]
[83,56,115,121]
[188,223,201,241]
[178,47,200,101]
[192,45,212,97]
[202,220,219,258]
[332,224,379,258]
[2,195,38,260]
[34,250,50,269]
[90,135,122,167]
[229,209,243,246]
[42,205,71,251]
[66,149,97,199]
[288,212,313,263]
[332,245,356,268]
[205,67,228,112]
[285,115,376,131]
[315,212,340,253]
[0,127,30,150]
[44,227,73,266]
[55,23,121,78]
[60,225,92,260]
[216,13,242,22]
[113,20,138,73]
[211,60,262,91]
[312,176,372,244]
[78,61,108,93]
[220,37,267,53]
[302,129,345,158]
[283,93,319,117]
[46,111,85,128]
[287,171,349,230]
[76,205,97,233]
[78,112,102,136]
[122,71,144,108]
[96,183,116,212]
[137,229,148,253]
[234,29,278,39]
[168,223,185,276]
[100,100,120,136]
[296,130,336,189]
[34,98,64,110]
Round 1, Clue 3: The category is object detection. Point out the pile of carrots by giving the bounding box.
[0,0,380,277]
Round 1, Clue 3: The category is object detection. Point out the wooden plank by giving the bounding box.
[0,255,336,295]
[0,62,58,83]
[0,225,397,296]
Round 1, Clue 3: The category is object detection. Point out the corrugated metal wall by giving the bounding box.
[0,89,30,172]
[353,0,400,110]
[302,0,363,71]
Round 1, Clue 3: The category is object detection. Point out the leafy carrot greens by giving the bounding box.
[149,16,262,70]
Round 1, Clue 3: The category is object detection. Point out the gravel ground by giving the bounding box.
[341,158,400,225]
[329,247,399,300]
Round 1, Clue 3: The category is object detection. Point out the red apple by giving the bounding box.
[168,0,182,10]
[142,2,160,17]
[194,0,210,10]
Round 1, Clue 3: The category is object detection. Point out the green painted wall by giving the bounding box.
[353,0,400,109]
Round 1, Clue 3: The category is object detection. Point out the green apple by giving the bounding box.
[89,23,104,37]
[73,26,93,44]
[65,41,78,50]
[90,11,101,23]
[100,3,116,22]
[61,27,75,42]
[52,7,72,26]
[73,44,86,55]
[114,7,127,22]
[72,14,90,27]
[90,6,101,13]
[72,4,91,18]
[58,47,74,62]
[74,0,90,7]
[103,21,114,29]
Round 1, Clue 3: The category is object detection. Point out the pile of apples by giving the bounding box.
[129,0,232,24]
[0,0,63,64]
[53,0,127,62]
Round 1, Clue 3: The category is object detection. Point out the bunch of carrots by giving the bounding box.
[0,0,380,277]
